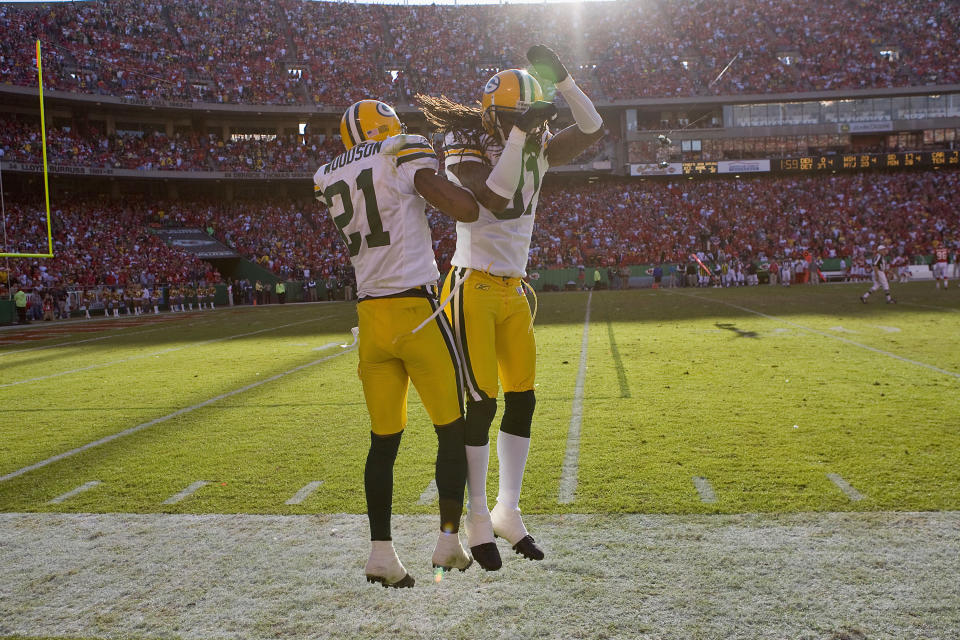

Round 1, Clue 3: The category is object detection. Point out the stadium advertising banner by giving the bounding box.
[629,163,684,176]
[154,229,238,259]
[717,160,771,174]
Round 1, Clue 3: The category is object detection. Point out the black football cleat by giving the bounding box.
[511,535,545,561]
[470,542,502,571]
[366,572,415,589]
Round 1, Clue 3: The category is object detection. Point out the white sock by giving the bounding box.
[465,444,490,514]
[496,431,530,510]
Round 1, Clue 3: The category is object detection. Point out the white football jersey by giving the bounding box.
[313,135,440,298]
[444,130,551,278]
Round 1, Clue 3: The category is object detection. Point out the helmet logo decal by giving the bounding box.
[484,75,501,94]
[375,102,396,118]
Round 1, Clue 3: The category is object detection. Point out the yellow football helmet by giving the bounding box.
[480,69,544,140]
[339,100,404,151]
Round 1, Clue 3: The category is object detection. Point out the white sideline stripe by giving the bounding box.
[827,473,865,502]
[559,291,592,505]
[693,476,717,503]
[0,347,355,483]
[0,316,329,388]
[163,481,209,505]
[48,481,101,504]
[417,479,438,505]
[668,292,960,380]
[285,481,323,505]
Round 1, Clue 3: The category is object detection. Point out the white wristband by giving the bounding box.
[485,127,526,199]
[556,76,603,135]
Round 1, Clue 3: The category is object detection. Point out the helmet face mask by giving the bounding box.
[340,100,405,151]
[480,69,544,143]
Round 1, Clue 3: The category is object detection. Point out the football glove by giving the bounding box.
[515,100,558,133]
[527,44,569,84]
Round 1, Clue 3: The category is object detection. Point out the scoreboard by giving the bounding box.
[774,150,960,173]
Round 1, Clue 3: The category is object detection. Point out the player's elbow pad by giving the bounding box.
[556,77,603,135]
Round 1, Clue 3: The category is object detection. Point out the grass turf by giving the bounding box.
[1,282,958,516]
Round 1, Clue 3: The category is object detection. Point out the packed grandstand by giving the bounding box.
[1,0,958,311]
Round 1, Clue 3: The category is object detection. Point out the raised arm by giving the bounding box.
[527,45,606,167]
[414,169,479,222]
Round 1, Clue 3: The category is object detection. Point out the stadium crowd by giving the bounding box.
[2,0,958,106]
[0,114,343,172]
[4,170,957,300]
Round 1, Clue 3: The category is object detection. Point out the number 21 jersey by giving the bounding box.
[313,135,441,298]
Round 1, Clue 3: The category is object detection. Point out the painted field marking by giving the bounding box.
[874,325,901,333]
[827,473,865,502]
[0,347,355,483]
[693,476,717,503]
[899,301,960,313]
[829,326,858,334]
[668,292,960,380]
[285,481,324,505]
[0,316,330,388]
[48,481,101,504]
[417,479,438,505]
[559,291,592,505]
[163,481,209,505]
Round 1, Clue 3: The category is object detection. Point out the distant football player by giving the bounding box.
[313,99,479,588]
[933,241,949,289]
[861,245,896,304]
[417,45,604,570]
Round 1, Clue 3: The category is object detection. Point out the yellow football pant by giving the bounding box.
[357,295,463,435]
[441,268,536,401]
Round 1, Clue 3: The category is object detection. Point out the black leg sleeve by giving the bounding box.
[464,398,498,446]
[365,430,402,541]
[501,390,536,439]
[434,418,467,533]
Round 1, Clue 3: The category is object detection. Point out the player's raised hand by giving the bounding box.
[515,100,558,133]
[527,44,569,84]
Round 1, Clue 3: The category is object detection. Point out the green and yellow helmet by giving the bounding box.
[339,100,404,151]
[480,69,544,139]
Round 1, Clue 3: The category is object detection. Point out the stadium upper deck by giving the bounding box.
[1,0,958,107]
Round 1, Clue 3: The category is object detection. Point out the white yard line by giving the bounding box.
[827,473,865,502]
[0,347,355,483]
[417,479,438,505]
[0,316,330,389]
[48,481,101,504]
[163,481,210,505]
[693,476,717,503]
[558,291,592,505]
[285,481,324,505]
[668,291,960,380]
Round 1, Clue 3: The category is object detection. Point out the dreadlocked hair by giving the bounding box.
[415,93,492,160]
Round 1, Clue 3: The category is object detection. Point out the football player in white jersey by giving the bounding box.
[314,99,480,588]
[417,45,604,570]
[861,244,896,304]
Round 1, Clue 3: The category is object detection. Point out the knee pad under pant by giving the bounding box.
[501,390,536,439]
[464,398,497,446]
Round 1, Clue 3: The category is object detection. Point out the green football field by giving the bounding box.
[2,282,958,516]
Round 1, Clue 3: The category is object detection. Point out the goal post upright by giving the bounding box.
[0,39,55,259]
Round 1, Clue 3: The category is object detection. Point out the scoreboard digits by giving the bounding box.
[775,151,958,173]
